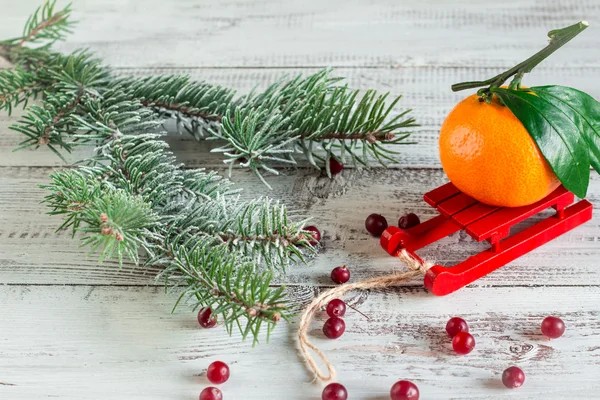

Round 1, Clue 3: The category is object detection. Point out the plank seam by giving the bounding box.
[3,283,600,288]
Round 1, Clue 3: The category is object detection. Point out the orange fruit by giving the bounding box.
[439,93,560,207]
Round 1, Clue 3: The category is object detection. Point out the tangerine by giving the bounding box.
[439,93,560,207]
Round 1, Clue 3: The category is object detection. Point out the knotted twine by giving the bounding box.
[297,249,434,383]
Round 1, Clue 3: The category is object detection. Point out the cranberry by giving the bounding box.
[304,225,321,246]
[199,387,223,400]
[502,366,525,389]
[326,299,346,318]
[541,316,565,339]
[398,213,420,229]
[321,382,348,400]
[365,213,388,236]
[206,361,230,384]
[390,380,419,400]
[198,308,217,328]
[323,317,345,339]
[452,332,475,355]
[329,158,344,175]
[445,317,469,338]
[331,265,350,284]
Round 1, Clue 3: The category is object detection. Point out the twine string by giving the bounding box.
[297,249,434,383]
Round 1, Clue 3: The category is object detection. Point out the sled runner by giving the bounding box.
[380,183,593,296]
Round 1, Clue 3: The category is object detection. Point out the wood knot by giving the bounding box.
[509,343,534,355]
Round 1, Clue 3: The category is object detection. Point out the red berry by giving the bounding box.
[398,213,420,229]
[445,317,469,337]
[326,299,346,318]
[329,158,344,175]
[199,387,223,400]
[206,361,230,384]
[390,380,419,400]
[323,317,346,339]
[198,307,217,328]
[365,213,388,236]
[304,225,321,246]
[452,332,476,355]
[502,366,525,389]
[331,265,350,284]
[321,382,348,400]
[541,316,565,339]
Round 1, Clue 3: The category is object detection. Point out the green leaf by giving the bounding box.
[528,86,600,174]
[491,86,590,198]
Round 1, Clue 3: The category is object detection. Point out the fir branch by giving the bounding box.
[8,1,74,48]
[0,67,41,114]
[213,73,418,181]
[159,241,289,342]
[1,1,418,342]
[0,45,52,71]
[110,74,236,126]
[42,50,111,92]
[76,185,161,265]
[38,94,307,339]
[113,69,417,182]
[312,131,396,142]
[43,168,289,341]
[2,2,417,186]
[42,168,104,233]
[140,99,224,122]
[40,90,84,143]
[36,95,314,341]
[170,195,314,268]
[11,91,85,159]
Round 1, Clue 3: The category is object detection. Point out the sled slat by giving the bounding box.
[466,186,574,242]
[437,193,478,218]
[424,182,460,207]
[452,203,500,228]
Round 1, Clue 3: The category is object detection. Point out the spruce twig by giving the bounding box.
[0,2,418,343]
[1,1,74,48]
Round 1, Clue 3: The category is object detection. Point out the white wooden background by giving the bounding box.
[1,1,600,399]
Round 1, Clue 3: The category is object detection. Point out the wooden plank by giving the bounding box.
[0,2,599,398]
[2,65,600,168]
[0,285,599,399]
[0,0,598,69]
[2,166,600,287]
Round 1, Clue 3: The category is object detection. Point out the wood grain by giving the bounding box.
[1,65,600,168]
[1,0,598,69]
[1,285,599,399]
[2,165,600,287]
[1,0,600,398]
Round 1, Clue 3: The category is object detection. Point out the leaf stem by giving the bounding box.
[451,21,589,93]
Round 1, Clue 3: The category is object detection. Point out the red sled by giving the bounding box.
[380,183,593,296]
